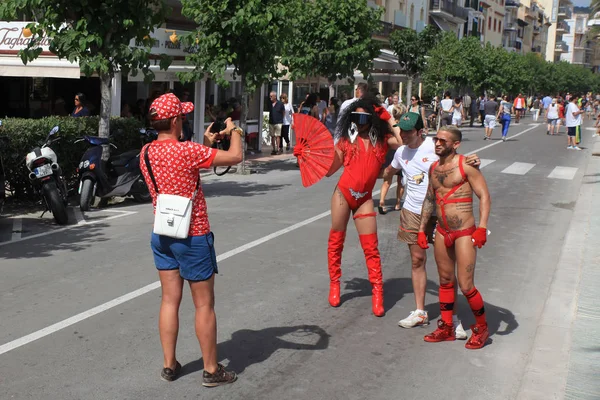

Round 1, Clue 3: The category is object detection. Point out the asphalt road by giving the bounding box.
[0,117,596,400]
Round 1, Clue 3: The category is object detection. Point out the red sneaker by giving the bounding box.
[424,320,456,343]
[465,323,489,349]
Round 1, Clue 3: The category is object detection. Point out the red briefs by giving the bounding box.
[436,225,476,248]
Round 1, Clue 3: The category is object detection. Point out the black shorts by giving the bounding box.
[567,126,577,137]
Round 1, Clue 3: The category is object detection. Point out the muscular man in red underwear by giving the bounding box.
[417,126,491,349]
[326,97,402,317]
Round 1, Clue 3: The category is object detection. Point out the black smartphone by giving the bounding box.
[210,117,227,133]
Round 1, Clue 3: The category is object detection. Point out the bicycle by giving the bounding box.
[212,137,231,176]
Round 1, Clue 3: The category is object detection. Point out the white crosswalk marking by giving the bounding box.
[501,162,536,175]
[479,159,495,169]
[547,166,578,180]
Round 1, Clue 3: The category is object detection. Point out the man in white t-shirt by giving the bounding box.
[440,92,454,126]
[565,94,584,150]
[383,112,480,335]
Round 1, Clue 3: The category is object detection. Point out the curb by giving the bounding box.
[516,149,595,399]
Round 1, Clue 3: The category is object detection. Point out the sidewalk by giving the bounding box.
[200,146,296,177]
[517,137,600,399]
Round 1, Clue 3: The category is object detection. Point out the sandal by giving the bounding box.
[378,205,387,215]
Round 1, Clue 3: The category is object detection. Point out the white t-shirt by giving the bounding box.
[441,99,453,112]
[565,103,581,127]
[283,103,294,125]
[317,100,327,120]
[391,137,437,215]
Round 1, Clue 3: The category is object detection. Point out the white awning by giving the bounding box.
[0,56,80,79]
[431,15,453,32]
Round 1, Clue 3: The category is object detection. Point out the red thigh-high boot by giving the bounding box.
[359,233,385,317]
[328,229,346,307]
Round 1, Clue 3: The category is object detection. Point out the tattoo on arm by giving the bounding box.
[419,183,435,232]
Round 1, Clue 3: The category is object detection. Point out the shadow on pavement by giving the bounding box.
[339,277,518,337]
[180,324,330,377]
[202,180,291,197]
[0,222,110,259]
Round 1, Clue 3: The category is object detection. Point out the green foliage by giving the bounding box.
[0,117,144,199]
[281,0,382,83]
[422,35,600,97]
[179,0,299,92]
[389,25,440,78]
[0,0,171,81]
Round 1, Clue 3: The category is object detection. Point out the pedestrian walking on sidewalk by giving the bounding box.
[140,93,242,386]
[565,94,584,150]
[483,95,498,140]
[268,91,285,155]
[498,95,513,142]
[279,93,293,151]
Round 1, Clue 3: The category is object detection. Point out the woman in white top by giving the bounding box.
[408,95,429,134]
[452,97,464,127]
[440,92,454,126]
[280,93,294,151]
[545,98,560,136]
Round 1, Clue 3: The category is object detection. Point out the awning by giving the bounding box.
[517,18,529,27]
[0,56,80,79]
[431,15,453,32]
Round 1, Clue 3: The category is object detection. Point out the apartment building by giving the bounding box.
[428,0,470,37]
[539,0,572,62]
[560,12,594,66]
[531,1,552,59]
[382,0,429,32]
[481,0,505,46]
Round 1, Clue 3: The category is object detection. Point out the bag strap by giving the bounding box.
[144,145,160,194]
[143,144,200,197]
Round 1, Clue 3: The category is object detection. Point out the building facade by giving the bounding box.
[482,0,506,47]
[560,12,594,67]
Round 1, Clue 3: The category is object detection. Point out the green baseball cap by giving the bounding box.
[394,112,424,131]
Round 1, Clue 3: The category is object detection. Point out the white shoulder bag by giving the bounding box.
[144,146,199,239]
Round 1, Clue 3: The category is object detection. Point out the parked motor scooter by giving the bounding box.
[76,128,156,211]
[25,126,69,225]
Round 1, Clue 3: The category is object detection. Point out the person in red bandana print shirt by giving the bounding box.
[140,93,243,386]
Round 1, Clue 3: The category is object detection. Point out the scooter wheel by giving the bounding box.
[80,178,94,212]
[132,192,152,203]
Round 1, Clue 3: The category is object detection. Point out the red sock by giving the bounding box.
[439,282,455,325]
[465,287,486,325]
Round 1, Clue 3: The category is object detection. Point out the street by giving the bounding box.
[1,118,599,400]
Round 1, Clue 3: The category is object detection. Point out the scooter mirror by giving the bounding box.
[49,126,59,135]
[139,129,146,134]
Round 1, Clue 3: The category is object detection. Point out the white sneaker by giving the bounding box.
[398,310,429,328]
[454,321,468,340]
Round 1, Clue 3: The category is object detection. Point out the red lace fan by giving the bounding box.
[292,113,335,188]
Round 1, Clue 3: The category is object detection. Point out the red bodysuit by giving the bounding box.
[336,136,388,217]
[432,155,476,247]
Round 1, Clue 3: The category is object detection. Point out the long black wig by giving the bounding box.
[335,96,392,144]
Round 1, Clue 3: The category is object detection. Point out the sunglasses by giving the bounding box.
[433,137,450,144]
[75,98,80,101]
[350,112,372,125]
[411,98,417,101]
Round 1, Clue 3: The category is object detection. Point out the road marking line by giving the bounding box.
[0,210,137,248]
[548,166,578,180]
[502,162,536,175]
[11,218,22,241]
[479,159,496,169]
[0,124,540,355]
[72,207,86,225]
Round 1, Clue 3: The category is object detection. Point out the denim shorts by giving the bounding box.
[151,232,218,281]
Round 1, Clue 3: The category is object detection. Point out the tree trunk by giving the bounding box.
[99,72,112,161]
[238,74,249,175]
[405,76,413,106]
[328,80,335,100]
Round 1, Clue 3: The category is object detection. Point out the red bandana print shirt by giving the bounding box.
[140,140,217,236]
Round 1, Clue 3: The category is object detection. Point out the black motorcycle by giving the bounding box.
[76,128,155,211]
[25,126,69,225]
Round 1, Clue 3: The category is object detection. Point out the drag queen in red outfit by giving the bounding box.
[326,97,402,316]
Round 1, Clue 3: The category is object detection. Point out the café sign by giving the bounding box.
[0,22,52,52]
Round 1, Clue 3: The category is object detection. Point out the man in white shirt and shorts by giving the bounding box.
[383,113,480,335]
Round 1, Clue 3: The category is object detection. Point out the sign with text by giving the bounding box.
[0,22,52,52]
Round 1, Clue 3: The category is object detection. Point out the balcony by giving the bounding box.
[558,7,572,19]
[464,0,480,11]
[555,41,568,52]
[532,45,542,53]
[504,21,518,31]
[505,0,520,8]
[430,0,470,22]
[394,10,408,27]
[556,21,570,34]
[533,24,541,35]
